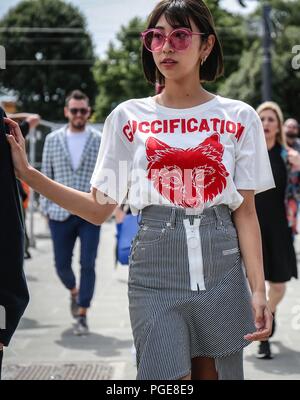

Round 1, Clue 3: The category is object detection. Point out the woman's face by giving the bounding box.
[152,14,212,83]
[259,109,279,142]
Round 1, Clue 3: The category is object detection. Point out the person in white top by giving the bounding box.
[5,0,274,381]
[39,90,102,336]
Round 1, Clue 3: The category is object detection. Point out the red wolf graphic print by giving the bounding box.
[146,134,229,208]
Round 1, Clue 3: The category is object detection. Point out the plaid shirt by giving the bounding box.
[40,125,101,221]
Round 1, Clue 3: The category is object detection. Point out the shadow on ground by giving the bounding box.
[245,341,300,378]
[55,328,133,358]
[18,317,59,330]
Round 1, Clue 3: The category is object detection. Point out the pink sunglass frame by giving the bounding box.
[141,27,208,53]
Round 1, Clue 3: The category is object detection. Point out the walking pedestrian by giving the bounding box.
[39,90,102,335]
[283,118,300,235]
[6,0,274,380]
[283,119,300,148]
[255,102,299,359]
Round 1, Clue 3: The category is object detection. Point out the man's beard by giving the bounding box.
[71,121,86,131]
[286,131,299,143]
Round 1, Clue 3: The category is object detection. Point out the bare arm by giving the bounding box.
[233,190,265,294]
[5,117,117,225]
[232,190,272,341]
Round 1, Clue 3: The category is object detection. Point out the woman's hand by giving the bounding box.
[244,292,273,342]
[4,117,30,180]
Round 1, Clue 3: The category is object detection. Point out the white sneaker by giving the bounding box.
[73,315,89,336]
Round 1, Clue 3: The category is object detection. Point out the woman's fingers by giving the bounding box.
[264,306,273,334]
[244,306,273,342]
[4,117,24,144]
[254,304,264,330]
[244,329,271,342]
[6,133,16,146]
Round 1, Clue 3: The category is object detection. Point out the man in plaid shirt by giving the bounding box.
[40,90,101,335]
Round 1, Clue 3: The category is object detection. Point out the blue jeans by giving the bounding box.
[49,216,101,308]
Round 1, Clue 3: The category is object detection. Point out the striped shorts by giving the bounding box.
[128,205,255,380]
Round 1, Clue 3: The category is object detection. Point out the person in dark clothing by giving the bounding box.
[8,113,41,139]
[0,107,29,379]
[255,102,299,360]
[16,179,31,259]
[10,113,41,260]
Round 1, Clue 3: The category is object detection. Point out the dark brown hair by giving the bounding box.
[142,0,224,85]
[65,90,89,107]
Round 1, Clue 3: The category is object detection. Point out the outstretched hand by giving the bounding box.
[244,292,273,342]
[4,117,30,180]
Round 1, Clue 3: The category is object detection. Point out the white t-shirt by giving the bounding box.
[66,129,89,170]
[90,95,275,215]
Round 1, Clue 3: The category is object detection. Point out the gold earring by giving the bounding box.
[201,56,207,66]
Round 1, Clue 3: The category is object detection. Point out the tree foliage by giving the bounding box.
[93,17,152,121]
[0,0,96,121]
[220,0,300,121]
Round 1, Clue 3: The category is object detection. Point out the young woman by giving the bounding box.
[256,102,299,359]
[6,0,274,380]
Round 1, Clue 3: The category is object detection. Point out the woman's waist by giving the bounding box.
[139,204,233,227]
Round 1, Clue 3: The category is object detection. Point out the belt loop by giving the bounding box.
[213,206,223,229]
[167,208,176,229]
[137,210,142,225]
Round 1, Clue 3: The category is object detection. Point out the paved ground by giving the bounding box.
[2,213,300,380]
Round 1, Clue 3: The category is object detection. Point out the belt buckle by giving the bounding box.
[185,205,204,216]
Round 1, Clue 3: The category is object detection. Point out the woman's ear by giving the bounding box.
[201,34,215,58]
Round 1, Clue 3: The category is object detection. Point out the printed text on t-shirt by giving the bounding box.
[122,118,245,143]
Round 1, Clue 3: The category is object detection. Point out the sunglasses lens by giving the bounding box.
[143,29,192,52]
[70,108,88,115]
[170,30,191,50]
[144,30,164,52]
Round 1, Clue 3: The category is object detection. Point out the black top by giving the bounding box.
[255,143,298,282]
[0,107,29,346]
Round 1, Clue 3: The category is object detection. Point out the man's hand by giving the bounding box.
[25,114,41,130]
[288,148,300,171]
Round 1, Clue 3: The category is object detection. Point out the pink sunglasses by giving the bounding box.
[141,28,208,52]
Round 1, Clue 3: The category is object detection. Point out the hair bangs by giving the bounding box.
[164,3,192,30]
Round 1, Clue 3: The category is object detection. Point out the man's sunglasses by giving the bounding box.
[141,28,208,53]
[69,108,89,116]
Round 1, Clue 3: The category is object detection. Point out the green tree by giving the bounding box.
[93,17,152,121]
[219,0,300,120]
[205,0,250,80]
[94,2,248,121]
[0,0,96,121]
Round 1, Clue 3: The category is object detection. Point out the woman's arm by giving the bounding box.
[232,190,273,341]
[5,117,117,225]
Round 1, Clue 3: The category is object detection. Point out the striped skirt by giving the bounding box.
[128,205,255,380]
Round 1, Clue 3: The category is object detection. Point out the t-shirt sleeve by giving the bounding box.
[234,110,275,194]
[90,109,133,205]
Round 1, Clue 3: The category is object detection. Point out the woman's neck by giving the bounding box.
[156,79,215,109]
[266,137,277,150]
